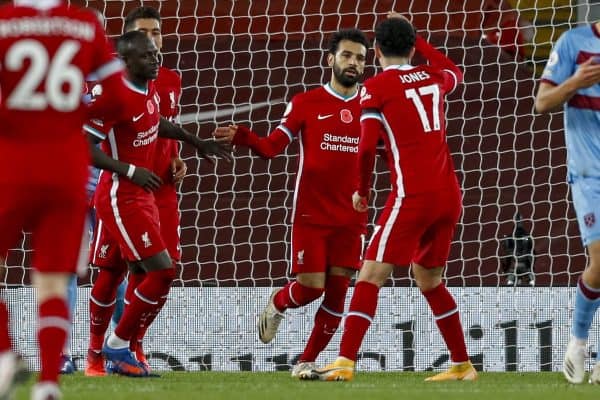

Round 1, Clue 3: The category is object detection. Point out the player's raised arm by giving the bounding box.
[158,117,233,163]
[213,124,291,159]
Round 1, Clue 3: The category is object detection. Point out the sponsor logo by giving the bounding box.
[340,109,353,124]
[317,113,333,120]
[297,250,304,265]
[142,232,152,248]
[584,212,596,228]
[132,113,144,122]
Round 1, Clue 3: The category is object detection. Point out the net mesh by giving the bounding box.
[3,0,596,372]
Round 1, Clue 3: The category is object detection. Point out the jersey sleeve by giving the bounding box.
[83,90,116,140]
[88,18,122,82]
[415,36,463,94]
[276,96,304,141]
[540,31,574,86]
[357,81,384,196]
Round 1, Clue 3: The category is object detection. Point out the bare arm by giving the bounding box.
[213,124,290,159]
[159,117,232,163]
[87,135,162,191]
[535,57,600,113]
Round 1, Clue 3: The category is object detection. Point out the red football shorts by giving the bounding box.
[94,195,166,262]
[291,222,365,274]
[89,216,127,272]
[0,184,88,275]
[154,184,181,262]
[365,185,461,268]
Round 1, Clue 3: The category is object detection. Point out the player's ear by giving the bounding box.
[327,52,334,67]
[409,46,416,60]
[374,44,383,59]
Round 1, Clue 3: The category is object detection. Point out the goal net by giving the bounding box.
[4,0,598,373]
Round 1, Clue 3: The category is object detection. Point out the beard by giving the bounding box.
[333,63,362,88]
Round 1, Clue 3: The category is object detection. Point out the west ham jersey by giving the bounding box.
[278,83,366,227]
[0,0,121,186]
[85,79,160,200]
[153,66,182,183]
[541,24,600,178]
[359,63,459,198]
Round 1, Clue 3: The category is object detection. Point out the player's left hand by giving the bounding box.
[212,125,237,144]
[191,137,233,164]
[352,191,369,212]
[171,157,187,184]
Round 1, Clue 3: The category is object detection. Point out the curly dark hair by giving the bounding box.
[124,6,161,32]
[375,18,416,57]
[327,28,370,54]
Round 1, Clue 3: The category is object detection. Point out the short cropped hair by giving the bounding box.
[375,18,416,57]
[327,28,370,55]
[117,30,150,58]
[124,6,161,32]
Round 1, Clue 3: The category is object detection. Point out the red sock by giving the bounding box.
[273,281,323,312]
[89,268,124,351]
[38,298,69,383]
[114,268,174,341]
[0,301,11,352]
[300,275,350,362]
[339,281,379,361]
[131,296,167,352]
[422,283,469,363]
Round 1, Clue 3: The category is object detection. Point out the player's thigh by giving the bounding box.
[0,186,27,256]
[364,197,425,265]
[326,225,365,271]
[32,190,88,275]
[95,200,166,263]
[291,222,328,274]
[156,194,181,262]
[90,217,128,274]
[413,187,461,268]
[571,176,600,247]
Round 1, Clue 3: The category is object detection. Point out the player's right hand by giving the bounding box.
[212,125,238,144]
[130,167,163,192]
[352,191,369,213]
[572,57,600,89]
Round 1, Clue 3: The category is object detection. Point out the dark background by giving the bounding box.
[2,0,583,287]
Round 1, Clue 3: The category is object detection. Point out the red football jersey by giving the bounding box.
[85,80,161,201]
[153,66,182,183]
[358,36,463,198]
[0,0,122,186]
[279,84,366,227]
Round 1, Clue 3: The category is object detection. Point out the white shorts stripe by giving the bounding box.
[91,218,103,265]
[107,130,141,260]
[376,197,402,262]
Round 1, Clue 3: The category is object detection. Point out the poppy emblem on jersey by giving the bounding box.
[584,213,596,228]
[146,99,155,114]
[340,109,353,124]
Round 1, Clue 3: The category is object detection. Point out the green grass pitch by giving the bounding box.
[12,372,600,400]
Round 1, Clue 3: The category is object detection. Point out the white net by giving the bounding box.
[5,0,599,372]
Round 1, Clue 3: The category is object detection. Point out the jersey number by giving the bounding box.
[405,84,440,132]
[5,39,83,111]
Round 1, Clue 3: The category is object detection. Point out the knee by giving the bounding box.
[412,264,443,292]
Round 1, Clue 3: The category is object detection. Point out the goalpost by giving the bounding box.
[4,0,597,372]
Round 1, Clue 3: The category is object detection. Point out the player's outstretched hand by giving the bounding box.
[171,157,187,184]
[130,167,163,192]
[212,124,238,144]
[352,191,369,213]
[191,137,233,164]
